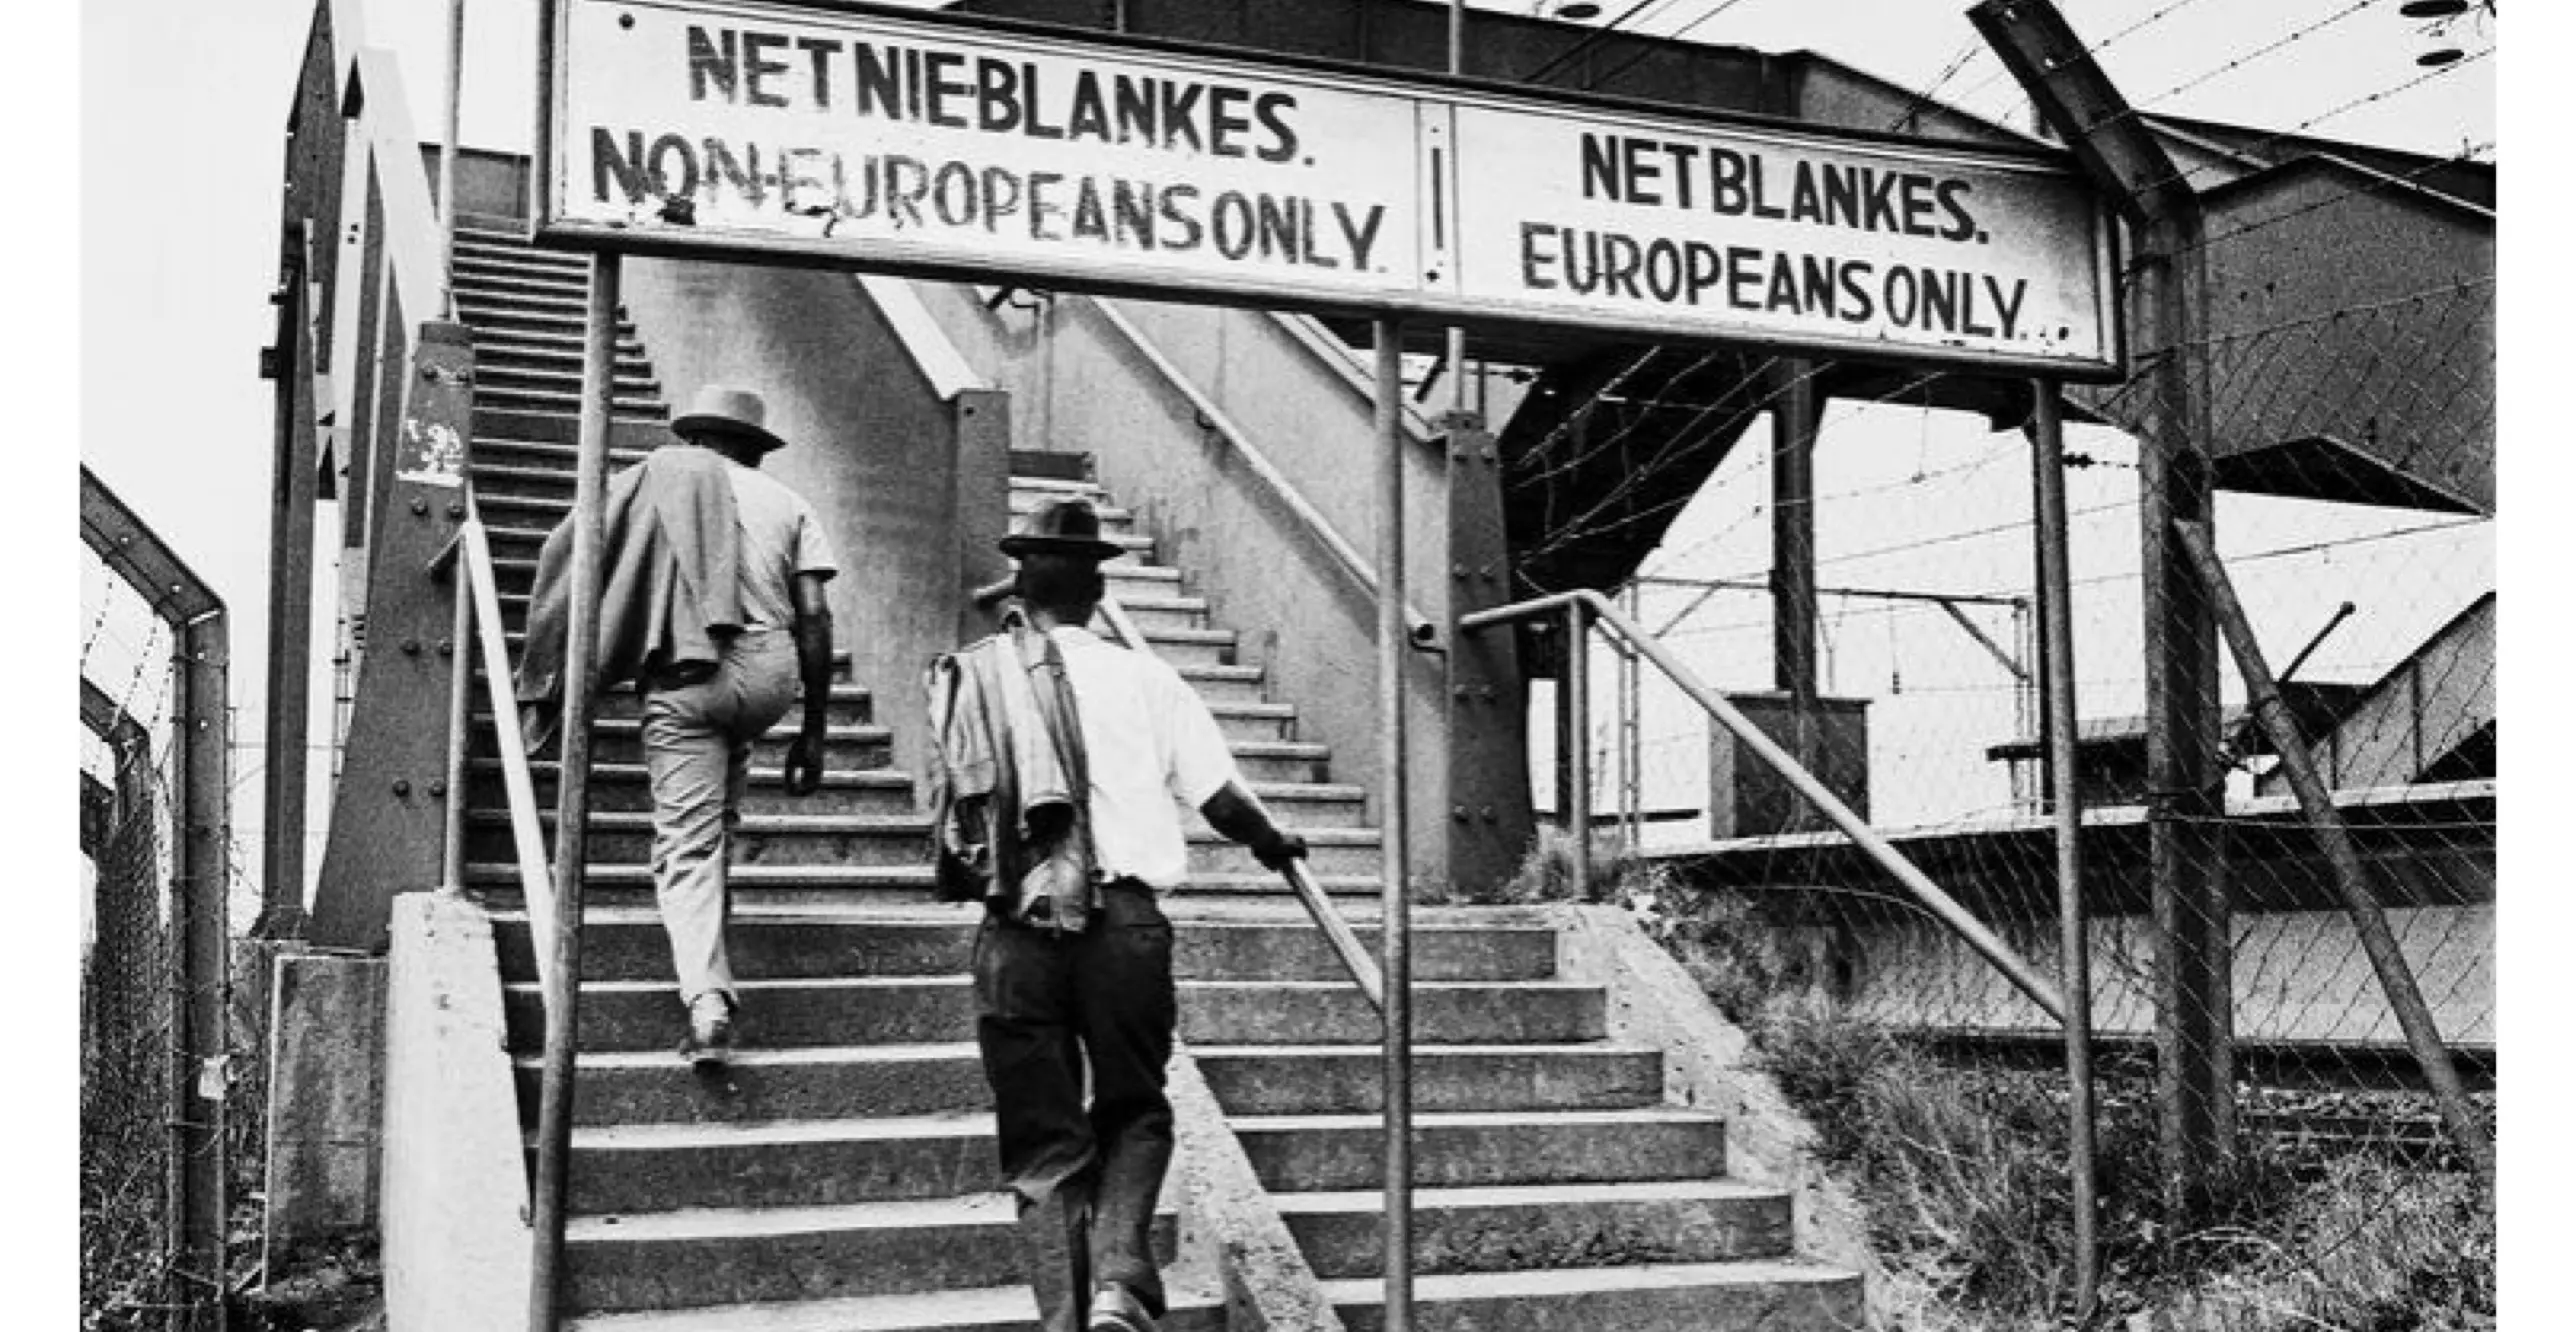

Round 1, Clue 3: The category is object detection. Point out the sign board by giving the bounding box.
[540,0,2119,376]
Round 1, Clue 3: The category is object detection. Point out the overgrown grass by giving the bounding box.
[1486,841,2497,1331]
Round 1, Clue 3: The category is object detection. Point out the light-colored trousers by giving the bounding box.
[641,631,799,1007]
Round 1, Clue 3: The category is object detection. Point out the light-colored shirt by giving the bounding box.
[1049,624,1241,890]
[724,458,837,629]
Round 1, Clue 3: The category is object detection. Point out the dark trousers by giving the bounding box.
[973,881,1178,1330]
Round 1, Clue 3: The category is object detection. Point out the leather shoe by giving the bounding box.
[1088,1283,1160,1332]
[679,992,734,1065]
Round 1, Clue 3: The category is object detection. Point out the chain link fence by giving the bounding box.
[81,473,238,1332]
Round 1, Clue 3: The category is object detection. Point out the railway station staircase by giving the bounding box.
[434,224,1865,1329]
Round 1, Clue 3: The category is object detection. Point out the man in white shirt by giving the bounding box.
[971,498,1305,1332]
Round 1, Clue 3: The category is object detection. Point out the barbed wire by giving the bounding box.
[1520,0,1678,85]
[2127,45,2494,197]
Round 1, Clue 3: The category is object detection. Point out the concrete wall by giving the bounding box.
[380,892,533,1332]
[622,260,1010,779]
[260,949,387,1271]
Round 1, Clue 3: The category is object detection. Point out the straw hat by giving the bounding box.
[670,384,789,454]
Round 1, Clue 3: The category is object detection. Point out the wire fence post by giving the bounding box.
[84,466,233,1332]
[2173,520,2494,1187]
[1974,0,2233,1218]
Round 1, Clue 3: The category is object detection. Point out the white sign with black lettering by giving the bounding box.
[542,0,2117,374]
[554,0,1439,307]
[1449,103,2112,366]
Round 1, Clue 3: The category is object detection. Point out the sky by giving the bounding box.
[39,0,2540,1313]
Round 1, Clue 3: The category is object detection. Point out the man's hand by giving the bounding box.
[1201,782,1305,874]
[783,724,825,796]
[788,571,833,798]
[1250,828,1309,872]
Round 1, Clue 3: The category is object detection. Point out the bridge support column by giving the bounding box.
[1770,360,1826,833]
[310,322,475,952]
[1441,412,1532,895]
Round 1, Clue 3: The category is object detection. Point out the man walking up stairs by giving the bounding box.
[516,382,841,1065]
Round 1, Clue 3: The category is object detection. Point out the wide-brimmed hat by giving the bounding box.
[671,384,789,454]
[999,497,1125,560]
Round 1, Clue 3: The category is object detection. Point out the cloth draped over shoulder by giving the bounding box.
[927,627,1097,930]
[514,444,745,751]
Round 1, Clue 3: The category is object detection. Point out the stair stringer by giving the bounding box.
[1552,903,1889,1328]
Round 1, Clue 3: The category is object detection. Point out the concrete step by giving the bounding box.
[1321,1261,1863,1332]
[505,975,971,1053]
[1213,781,1369,828]
[561,1282,1227,1331]
[489,912,1554,987]
[470,715,897,773]
[507,968,1543,1054]
[494,909,971,984]
[1230,740,1329,786]
[563,1117,1003,1212]
[456,261,593,297]
[1180,981,1606,1046]
[1157,660,1258,703]
[561,1192,1177,1312]
[1006,476,1101,499]
[1098,593,1214,637]
[1182,829,1379,880]
[479,363,662,398]
[517,1043,990,1127]
[472,409,675,449]
[457,229,589,264]
[1280,1179,1797,1279]
[473,342,657,382]
[462,274,610,313]
[459,284,624,319]
[467,862,1364,911]
[1087,620,1228,669]
[1229,1108,1728,1192]
[467,759,1353,835]
[1004,492,1137,532]
[491,815,1378,879]
[476,386,671,420]
[467,810,931,870]
[1193,1043,1658,1116]
[470,457,650,501]
[521,1040,1668,1133]
[467,759,916,819]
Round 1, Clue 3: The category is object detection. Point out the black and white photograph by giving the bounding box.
[64,0,2517,1328]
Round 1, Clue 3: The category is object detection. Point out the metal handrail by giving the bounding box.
[1082,295,1436,648]
[1283,862,1385,1012]
[1460,588,2067,1022]
[438,502,560,997]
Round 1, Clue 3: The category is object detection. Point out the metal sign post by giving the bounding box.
[2030,378,2098,1319]
[1373,319,1415,1332]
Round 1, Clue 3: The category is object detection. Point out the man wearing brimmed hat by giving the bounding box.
[518,384,838,1065]
[931,496,1306,1332]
